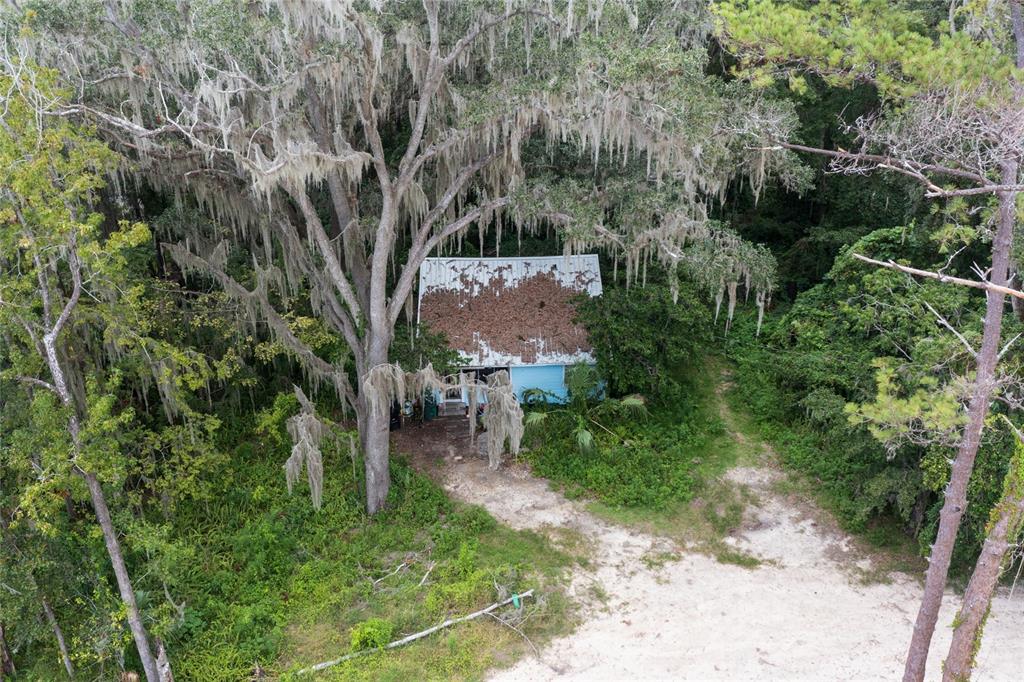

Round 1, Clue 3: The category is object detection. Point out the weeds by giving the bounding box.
[164,424,574,681]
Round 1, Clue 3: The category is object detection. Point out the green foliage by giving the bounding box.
[527,417,707,509]
[0,63,238,676]
[158,417,571,681]
[724,222,1020,571]
[847,359,966,452]
[389,323,463,377]
[715,0,1015,99]
[526,364,720,509]
[576,283,712,398]
[525,364,649,455]
[350,619,394,651]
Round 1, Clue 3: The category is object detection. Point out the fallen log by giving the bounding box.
[296,589,536,676]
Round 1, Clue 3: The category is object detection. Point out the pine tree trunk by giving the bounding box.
[942,449,1024,680]
[903,163,1018,682]
[42,598,74,677]
[83,472,161,682]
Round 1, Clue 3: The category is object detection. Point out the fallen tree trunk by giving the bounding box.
[296,589,535,676]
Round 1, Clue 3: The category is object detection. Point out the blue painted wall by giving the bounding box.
[433,364,597,407]
[510,365,568,403]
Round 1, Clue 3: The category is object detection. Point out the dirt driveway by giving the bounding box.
[394,413,1024,681]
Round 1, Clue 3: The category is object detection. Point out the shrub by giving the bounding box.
[576,282,711,399]
[350,618,395,651]
[526,419,709,509]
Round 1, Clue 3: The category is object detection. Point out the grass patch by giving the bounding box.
[165,426,574,682]
[568,358,766,567]
[544,525,597,568]
[640,549,678,571]
[714,547,764,568]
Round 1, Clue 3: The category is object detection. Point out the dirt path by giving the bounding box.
[397,403,1024,681]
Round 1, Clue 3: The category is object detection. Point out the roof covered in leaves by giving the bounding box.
[417,255,603,367]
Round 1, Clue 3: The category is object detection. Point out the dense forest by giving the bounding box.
[1,1,1023,681]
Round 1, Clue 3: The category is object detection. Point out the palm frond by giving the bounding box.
[574,426,595,452]
[617,394,648,419]
[525,411,548,426]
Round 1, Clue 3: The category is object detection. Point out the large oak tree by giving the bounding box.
[14,0,795,513]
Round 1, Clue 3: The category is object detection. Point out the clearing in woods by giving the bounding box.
[396,377,1024,681]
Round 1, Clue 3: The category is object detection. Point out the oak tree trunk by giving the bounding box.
[360,406,391,515]
[358,338,392,515]
[903,162,1018,682]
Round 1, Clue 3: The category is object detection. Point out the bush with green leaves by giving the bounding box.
[525,365,717,509]
[350,618,394,651]
[575,282,712,399]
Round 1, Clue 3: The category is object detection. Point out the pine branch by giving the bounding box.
[779,141,988,186]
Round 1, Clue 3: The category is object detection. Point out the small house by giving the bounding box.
[417,255,602,410]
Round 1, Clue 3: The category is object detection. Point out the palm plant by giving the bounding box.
[524,364,647,453]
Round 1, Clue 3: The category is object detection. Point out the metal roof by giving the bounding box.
[417,255,603,367]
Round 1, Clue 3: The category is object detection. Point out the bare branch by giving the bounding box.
[779,142,988,185]
[852,253,1024,301]
[922,300,976,358]
[924,184,1024,198]
[999,332,1022,360]
[15,376,59,394]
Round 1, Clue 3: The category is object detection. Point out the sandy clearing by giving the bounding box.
[399,415,1024,682]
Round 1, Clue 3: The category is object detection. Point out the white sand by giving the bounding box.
[433,455,1024,682]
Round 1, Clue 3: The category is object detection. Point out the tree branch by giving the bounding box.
[924,184,1024,198]
[442,9,557,68]
[388,196,510,327]
[165,244,356,406]
[288,188,365,327]
[853,253,1024,301]
[779,141,988,185]
[396,0,443,186]
[296,589,535,675]
[999,332,1022,360]
[15,376,59,394]
[46,237,82,344]
[922,300,976,358]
